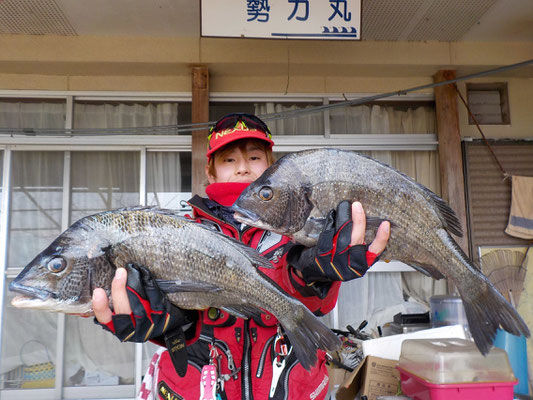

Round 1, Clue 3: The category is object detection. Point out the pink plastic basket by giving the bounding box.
[397,366,517,400]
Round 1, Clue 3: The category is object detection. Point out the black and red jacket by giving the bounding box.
[139,184,340,400]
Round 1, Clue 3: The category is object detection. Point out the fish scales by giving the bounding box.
[278,150,444,265]
[232,148,530,355]
[84,210,299,320]
[112,225,294,316]
[9,207,340,370]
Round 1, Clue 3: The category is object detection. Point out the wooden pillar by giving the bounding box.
[433,70,469,256]
[191,66,209,196]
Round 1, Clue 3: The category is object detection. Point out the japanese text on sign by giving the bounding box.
[202,0,361,40]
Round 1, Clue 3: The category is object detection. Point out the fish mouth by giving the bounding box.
[10,281,93,315]
[231,205,284,233]
[9,280,56,301]
[10,294,93,316]
[231,204,260,225]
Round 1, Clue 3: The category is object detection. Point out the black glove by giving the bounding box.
[287,201,380,283]
[95,263,197,377]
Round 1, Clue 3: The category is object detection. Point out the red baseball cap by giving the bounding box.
[206,113,274,160]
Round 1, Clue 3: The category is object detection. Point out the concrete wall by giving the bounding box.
[0,34,532,138]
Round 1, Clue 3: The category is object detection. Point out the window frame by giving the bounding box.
[466,82,511,125]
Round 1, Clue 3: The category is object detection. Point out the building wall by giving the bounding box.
[0,34,532,138]
[457,78,533,139]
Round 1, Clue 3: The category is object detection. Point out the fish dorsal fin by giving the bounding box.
[425,191,463,237]
[114,205,184,218]
[91,206,273,270]
[355,151,463,238]
[156,280,223,293]
[193,223,274,270]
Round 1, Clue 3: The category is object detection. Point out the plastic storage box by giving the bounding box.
[397,338,517,400]
[429,295,468,328]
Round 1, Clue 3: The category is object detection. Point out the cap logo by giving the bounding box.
[214,121,251,139]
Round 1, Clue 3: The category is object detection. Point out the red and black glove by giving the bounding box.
[95,263,197,377]
[287,201,381,283]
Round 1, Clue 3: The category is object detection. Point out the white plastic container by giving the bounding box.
[398,338,515,384]
[362,324,467,360]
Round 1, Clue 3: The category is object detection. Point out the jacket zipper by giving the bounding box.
[190,200,257,398]
[242,319,253,400]
[279,356,298,400]
[255,335,276,378]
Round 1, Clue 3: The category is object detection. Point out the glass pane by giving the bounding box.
[1,151,64,390]
[254,102,325,135]
[64,316,134,388]
[7,152,64,270]
[146,151,191,213]
[362,150,440,195]
[329,103,436,134]
[209,102,255,122]
[70,151,140,222]
[64,151,140,389]
[0,100,66,130]
[74,102,179,133]
[177,102,192,129]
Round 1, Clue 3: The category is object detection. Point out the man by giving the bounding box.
[93,113,390,399]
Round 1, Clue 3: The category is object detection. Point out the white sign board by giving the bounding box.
[201,0,361,40]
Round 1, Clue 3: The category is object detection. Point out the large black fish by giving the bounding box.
[232,148,530,355]
[9,207,340,370]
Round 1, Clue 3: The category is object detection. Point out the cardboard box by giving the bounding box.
[336,356,399,400]
[327,363,351,394]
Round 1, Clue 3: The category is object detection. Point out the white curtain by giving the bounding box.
[0,101,65,129]
[256,102,446,333]
[255,103,325,135]
[74,102,177,129]
[329,103,436,135]
[147,152,185,209]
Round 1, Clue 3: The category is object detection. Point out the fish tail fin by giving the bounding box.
[281,305,341,370]
[461,281,530,355]
[438,229,529,354]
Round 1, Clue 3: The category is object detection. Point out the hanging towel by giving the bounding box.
[505,175,533,239]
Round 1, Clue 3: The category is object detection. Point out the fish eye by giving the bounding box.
[47,257,67,273]
[259,186,273,201]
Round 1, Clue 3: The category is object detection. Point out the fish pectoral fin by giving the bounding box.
[155,280,223,293]
[366,216,396,229]
[222,304,264,320]
[195,226,275,270]
[409,263,446,280]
